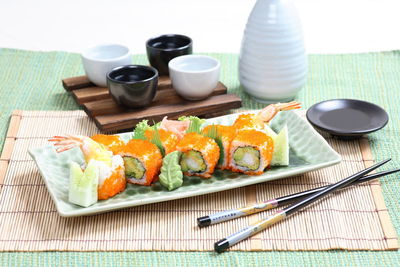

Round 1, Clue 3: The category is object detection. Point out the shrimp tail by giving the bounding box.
[49,135,111,165]
[275,101,301,111]
[49,135,83,151]
[257,101,301,123]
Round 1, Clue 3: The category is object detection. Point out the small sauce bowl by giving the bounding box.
[146,34,193,75]
[81,44,131,87]
[169,55,220,100]
[107,65,158,108]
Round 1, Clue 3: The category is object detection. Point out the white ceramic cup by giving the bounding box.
[81,44,131,87]
[168,55,220,100]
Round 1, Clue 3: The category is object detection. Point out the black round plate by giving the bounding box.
[306,99,389,138]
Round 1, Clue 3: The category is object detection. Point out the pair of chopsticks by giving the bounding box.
[196,159,398,253]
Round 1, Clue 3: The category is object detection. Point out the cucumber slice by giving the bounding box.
[69,160,99,207]
[271,125,289,166]
[263,124,278,140]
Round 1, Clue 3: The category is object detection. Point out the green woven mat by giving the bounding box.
[0,48,399,266]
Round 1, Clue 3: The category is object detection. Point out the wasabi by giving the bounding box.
[159,151,184,191]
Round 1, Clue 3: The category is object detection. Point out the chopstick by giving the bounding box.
[213,158,391,253]
[198,168,400,228]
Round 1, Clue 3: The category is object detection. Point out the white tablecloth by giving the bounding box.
[1,0,399,54]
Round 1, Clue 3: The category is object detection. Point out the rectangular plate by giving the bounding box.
[28,111,341,217]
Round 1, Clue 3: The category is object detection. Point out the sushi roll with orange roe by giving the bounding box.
[229,129,274,175]
[202,125,236,170]
[144,129,179,155]
[118,139,162,185]
[91,134,125,155]
[98,161,126,200]
[176,132,220,178]
[49,135,126,200]
[233,113,262,131]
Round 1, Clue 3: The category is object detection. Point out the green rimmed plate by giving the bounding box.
[28,111,341,217]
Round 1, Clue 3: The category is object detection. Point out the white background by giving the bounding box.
[1,0,399,54]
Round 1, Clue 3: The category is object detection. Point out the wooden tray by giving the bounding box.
[62,76,242,131]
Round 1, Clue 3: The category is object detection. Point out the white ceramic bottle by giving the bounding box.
[239,0,307,103]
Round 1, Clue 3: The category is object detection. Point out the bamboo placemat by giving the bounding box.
[0,110,397,252]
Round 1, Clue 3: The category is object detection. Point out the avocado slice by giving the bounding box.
[123,157,145,179]
[233,146,260,171]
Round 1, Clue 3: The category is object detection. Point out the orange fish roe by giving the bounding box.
[230,129,274,175]
[91,134,125,155]
[98,165,126,200]
[232,113,264,131]
[118,139,162,186]
[176,132,220,178]
[144,129,179,155]
[202,125,237,170]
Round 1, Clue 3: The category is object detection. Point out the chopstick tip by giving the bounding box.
[197,216,211,228]
[214,238,229,253]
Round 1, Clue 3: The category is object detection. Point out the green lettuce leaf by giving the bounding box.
[179,116,205,134]
[131,120,165,156]
[151,125,166,157]
[202,125,225,165]
[131,120,151,140]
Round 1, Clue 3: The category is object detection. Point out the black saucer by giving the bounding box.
[306,99,389,139]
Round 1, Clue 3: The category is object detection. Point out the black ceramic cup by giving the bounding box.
[146,34,193,75]
[107,65,158,108]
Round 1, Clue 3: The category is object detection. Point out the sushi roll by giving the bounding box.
[202,125,236,170]
[118,139,162,185]
[228,129,274,175]
[144,129,179,155]
[90,135,126,201]
[97,155,126,200]
[49,135,126,201]
[91,134,125,155]
[176,132,220,178]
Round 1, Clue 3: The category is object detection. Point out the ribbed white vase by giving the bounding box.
[239,0,307,103]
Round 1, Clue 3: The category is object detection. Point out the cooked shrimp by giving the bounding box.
[233,101,301,130]
[257,101,301,123]
[49,135,126,200]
